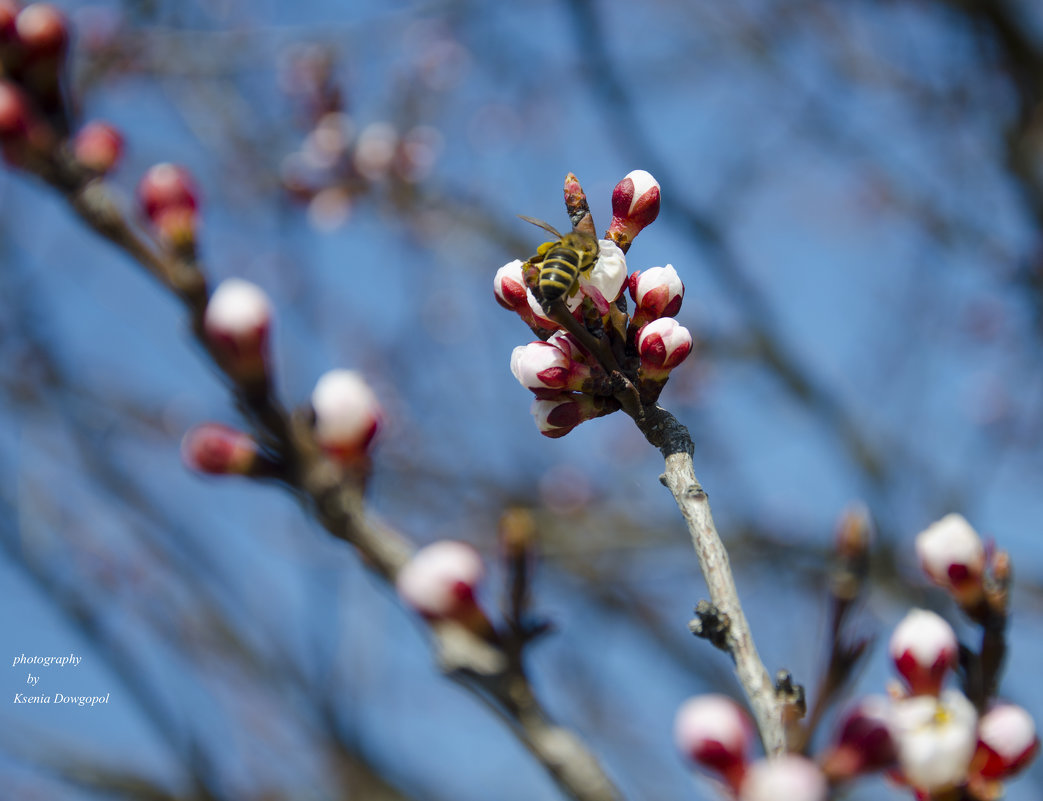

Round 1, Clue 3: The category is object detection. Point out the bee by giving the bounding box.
[519,215,600,304]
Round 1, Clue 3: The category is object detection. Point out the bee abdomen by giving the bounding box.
[539,248,581,302]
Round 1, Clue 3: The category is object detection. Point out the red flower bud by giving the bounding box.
[181,423,259,475]
[138,162,199,223]
[972,703,1039,780]
[203,278,272,384]
[607,169,660,251]
[889,609,958,696]
[73,120,124,174]
[15,3,68,59]
[674,695,753,792]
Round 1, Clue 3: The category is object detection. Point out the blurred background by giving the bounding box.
[1,0,1042,798]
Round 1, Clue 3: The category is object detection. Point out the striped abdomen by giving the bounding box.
[538,246,582,302]
[538,233,598,303]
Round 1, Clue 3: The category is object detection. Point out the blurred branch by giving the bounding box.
[13,125,623,801]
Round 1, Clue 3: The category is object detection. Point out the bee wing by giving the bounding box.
[518,215,564,240]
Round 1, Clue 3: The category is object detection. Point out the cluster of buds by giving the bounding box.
[183,277,384,479]
[673,695,827,801]
[278,45,441,230]
[674,516,1037,800]
[0,2,68,165]
[496,170,693,437]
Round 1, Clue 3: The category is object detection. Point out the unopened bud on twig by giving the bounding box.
[889,608,958,696]
[15,4,68,59]
[530,393,618,438]
[821,697,897,780]
[139,163,199,249]
[739,755,827,801]
[181,423,260,476]
[628,264,683,328]
[73,120,123,174]
[311,369,382,465]
[637,317,693,380]
[494,259,555,331]
[673,694,753,793]
[606,169,660,252]
[915,513,986,609]
[203,278,272,385]
[972,703,1039,781]
[396,540,490,634]
[511,340,599,394]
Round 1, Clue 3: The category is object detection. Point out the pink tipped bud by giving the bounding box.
[530,393,617,438]
[204,278,272,384]
[181,423,259,475]
[494,260,557,331]
[73,121,123,173]
[673,695,753,792]
[889,609,958,696]
[891,690,978,793]
[821,697,897,780]
[139,162,198,223]
[739,756,827,801]
[972,703,1039,780]
[637,317,693,378]
[628,264,684,326]
[915,514,986,609]
[311,369,382,464]
[396,540,485,625]
[607,169,660,251]
[510,341,594,393]
[494,259,529,311]
[15,3,68,59]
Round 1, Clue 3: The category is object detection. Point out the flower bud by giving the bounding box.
[73,120,123,174]
[494,259,556,331]
[972,703,1039,780]
[889,608,958,696]
[181,423,259,476]
[395,540,485,624]
[673,695,753,792]
[915,513,986,609]
[821,697,897,781]
[138,163,199,247]
[891,689,978,793]
[203,278,272,384]
[15,4,68,59]
[739,755,827,801]
[311,369,382,464]
[628,264,684,327]
[637,317,693,379]
[530,393,617,438]
[607,169,660,251]
[510,341,594,393]
[578,238,627,309]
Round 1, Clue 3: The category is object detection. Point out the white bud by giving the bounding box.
[311,369,382,456]
[889,608,958,695]
[395,540,484,618]
[915,513,985,592]
[739,755,826,801]
[205,278,271,337]
[510,341,571,391]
